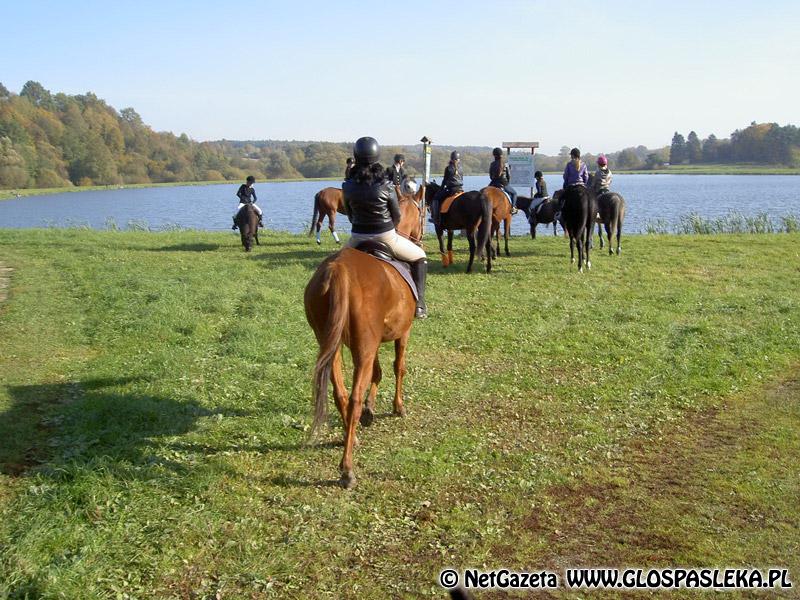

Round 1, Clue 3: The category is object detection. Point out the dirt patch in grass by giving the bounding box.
[484,370,800,596]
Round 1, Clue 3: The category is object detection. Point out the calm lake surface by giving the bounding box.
[0,175,797,234]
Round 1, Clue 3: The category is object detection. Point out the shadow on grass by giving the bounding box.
[0,376,247,478]
[150,243,221,252]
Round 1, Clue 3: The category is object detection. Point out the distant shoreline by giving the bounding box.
[2,165,797,201]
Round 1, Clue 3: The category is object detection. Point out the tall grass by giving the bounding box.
[644,210,800,235]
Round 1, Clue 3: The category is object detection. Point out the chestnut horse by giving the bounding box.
[309,187,345,244]
[234,204,260,252]
[305,186,424,489]
[481,186,516,258]
[425,182,493,273]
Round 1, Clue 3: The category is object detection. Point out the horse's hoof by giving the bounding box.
[393,407,406,418]
[587,261,592,270]
[340,471,356,489]
[316,240,321,245]
[359,407,374,427]
[617,247,621,255]
[571,258,576,263]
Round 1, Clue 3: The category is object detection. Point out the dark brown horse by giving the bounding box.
[304,190,424,489]
[559,185,595,272]
[528,195,566,238]
[425,182,493,273]
[586,175,626,255]
[309,187,344,244]
[234,204,260,251]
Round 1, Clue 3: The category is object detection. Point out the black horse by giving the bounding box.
[586,174,626,255]
[235,204,260,252]
[559,186,595,272]
[528,194,566,238]
[595,191,626,255]
[425,182,493,273]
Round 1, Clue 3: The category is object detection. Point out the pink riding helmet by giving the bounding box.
[597,155,608,166]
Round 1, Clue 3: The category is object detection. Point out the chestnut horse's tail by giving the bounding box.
[309,192,320,236]
[310,260,349,436]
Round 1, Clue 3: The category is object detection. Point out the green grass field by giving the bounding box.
[0,230,798,599]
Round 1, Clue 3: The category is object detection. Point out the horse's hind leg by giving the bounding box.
[393,332,410,417]
[360,355,382,427]
[504,217,510,256]
[329,213,340,244]
[598,222,605,249]
[605,222,613,255]
[569,233,575,264]
[466,229,476,273]
[331,349,348,426]
[340,347,377,489]
[447,229,454,266]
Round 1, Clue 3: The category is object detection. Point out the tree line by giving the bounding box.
[2,81,798,191]
[668,123,800,166]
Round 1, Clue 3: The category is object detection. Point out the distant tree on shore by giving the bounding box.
[687,131,702,163]
[670,132,686,165]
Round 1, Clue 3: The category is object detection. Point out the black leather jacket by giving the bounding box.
[342,180,401,234]
[442,162,463,191]
[489,159,510,187]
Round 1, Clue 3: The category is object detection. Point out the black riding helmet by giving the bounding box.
[492,147,503,158]
[570,147,581,159]
[394,153,405,163]
[534,170,543,178]
[450,150,460,161]
[354,136,380,165]
[246,175,255,183]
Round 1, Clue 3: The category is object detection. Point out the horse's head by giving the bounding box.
[401,177,419,195]
[424,180,440,204]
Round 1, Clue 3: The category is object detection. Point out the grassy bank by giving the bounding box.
[0,230,798,598]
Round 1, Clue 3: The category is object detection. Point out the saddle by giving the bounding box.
[354,240,394,262]
[440,191,465,214]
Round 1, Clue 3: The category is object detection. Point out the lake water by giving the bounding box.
[0,174,797,234]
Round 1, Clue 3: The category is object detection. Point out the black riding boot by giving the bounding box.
[410,259,428,319]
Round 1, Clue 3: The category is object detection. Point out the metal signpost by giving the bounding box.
[502,141,540,197]
[419,136,432,240]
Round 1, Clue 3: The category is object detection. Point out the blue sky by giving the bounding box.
[1,0,798,154]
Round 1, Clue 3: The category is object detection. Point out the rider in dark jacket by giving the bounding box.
[385,154,406,187]
[343,137,428,318]
[489,147,518,213]
[431,151,463,226]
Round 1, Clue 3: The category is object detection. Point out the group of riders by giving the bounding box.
[231,140,615,322]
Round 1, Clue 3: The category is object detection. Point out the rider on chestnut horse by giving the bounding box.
[343,137,428,318]
[488,147,518,214]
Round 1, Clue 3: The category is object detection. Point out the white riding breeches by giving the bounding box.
[346,229,426,263]
[234,203,262,217]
